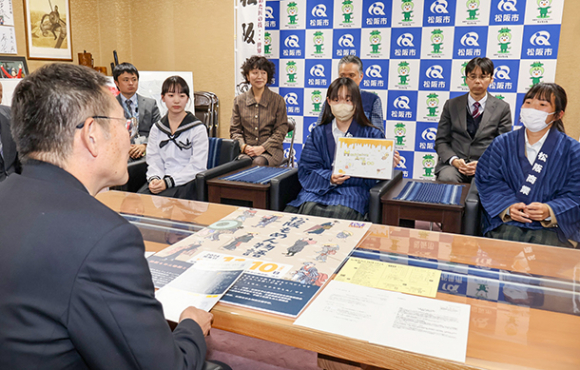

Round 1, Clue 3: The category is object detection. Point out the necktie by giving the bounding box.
[126,99,134,117]
[472,101,481,119]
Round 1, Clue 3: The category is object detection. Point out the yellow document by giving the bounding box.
[335,257,442,298]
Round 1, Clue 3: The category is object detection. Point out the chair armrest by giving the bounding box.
[368,170,403,224]
[463,178,482,236]
[269,168,300,211]
[195,157,253,201]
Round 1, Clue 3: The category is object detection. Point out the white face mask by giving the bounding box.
[520,108,555,133]
[330,103,354,121]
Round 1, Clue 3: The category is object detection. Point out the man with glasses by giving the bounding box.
[435,57,512,183]
[0,64,229,370]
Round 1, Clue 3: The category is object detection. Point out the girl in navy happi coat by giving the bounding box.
[286,78,385,220]
[476,83,580,248]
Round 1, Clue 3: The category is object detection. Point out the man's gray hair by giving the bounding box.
[11,63,117,165]
[338,55,363,74]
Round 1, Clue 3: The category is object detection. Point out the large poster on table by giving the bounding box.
[263,0,564,180]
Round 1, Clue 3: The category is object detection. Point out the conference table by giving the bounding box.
[96,191,580,370]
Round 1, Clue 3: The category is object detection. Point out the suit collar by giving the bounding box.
[21,159,89,194]
[473,94,498,140]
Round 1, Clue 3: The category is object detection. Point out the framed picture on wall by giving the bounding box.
[0,56,29,78]
[23,0,73,61]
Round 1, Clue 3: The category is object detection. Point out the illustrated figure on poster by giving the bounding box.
[292,262,328,286]
[537,0,551,18]
[466,0,480,20]
[394,123,406,146]
[285,237,316,257]
[287,2,298,25]
[423,154,436,177]
[222,233,256,251]
[197,219,243,241]
[312,90,323,112]
[313,31,324,54]
[305,220,338,235]
[401,1,414,22]
[236,209,258,222]
[286,61,297,83]
[342,0,354,23]
[315,244,339,262]
[529,62,544,87]
[369,30,381,54]
[398,62,410,85]
[426,94,439,117]
[461,62,468,86]
[255,214,281,228]
[498,28,512,54]
[264,32,272,55]
[431,29,443,54]
[161,241,202,261]
[336,230,353,239]
[475,284,489,299]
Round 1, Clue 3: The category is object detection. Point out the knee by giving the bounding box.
[252,156,268,166]
[436,166,462,183]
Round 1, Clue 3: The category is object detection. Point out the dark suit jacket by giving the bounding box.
[0,105,19,181]
[435,93,512,173]
[0,160,206,369]
[117,93,162,140]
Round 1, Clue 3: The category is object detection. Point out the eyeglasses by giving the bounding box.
[466,75,492,81]
[76,116,134,133]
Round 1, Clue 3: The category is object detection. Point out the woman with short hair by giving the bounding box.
[230,56,288,166]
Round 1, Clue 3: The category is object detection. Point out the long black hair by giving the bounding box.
[522,82,566,133]
[319,77,373,128]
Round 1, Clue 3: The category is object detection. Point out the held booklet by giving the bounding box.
[333,137,395,180]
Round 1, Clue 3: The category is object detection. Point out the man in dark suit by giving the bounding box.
[435,57,512,183]
[0,64,221,369]
[0,104,20,181]
[114,62,161,159]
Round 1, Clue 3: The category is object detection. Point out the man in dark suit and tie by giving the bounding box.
[0,104,20,181]
[435,57,512,183]
[0,64,227,370]
[114,62,161,159]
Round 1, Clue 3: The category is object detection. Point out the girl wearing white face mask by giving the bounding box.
[284,78,385,221]
[475,83,580,248]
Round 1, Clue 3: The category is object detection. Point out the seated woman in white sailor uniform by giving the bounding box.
[475,82,580,248]
[138,76,208,200]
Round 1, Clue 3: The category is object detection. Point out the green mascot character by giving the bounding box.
[394,123,406,146]
[498,27,512,54]
[422,154,435,177]
[426,94,439,117]
[495,94,506,101]
[461,62,468,86]
[286,61,297,83]
[398,61,410,85]
[342,0,354,23]
[287,2,298,25]
[312,90,323,112]
[264,32,272,55]
[370,30,381,54]
[537,0,551,18]
[431,29,444,54]
[313,31,324,54]
[529,62,545,86]
[401,1,414,22]
[466,0,480,20]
